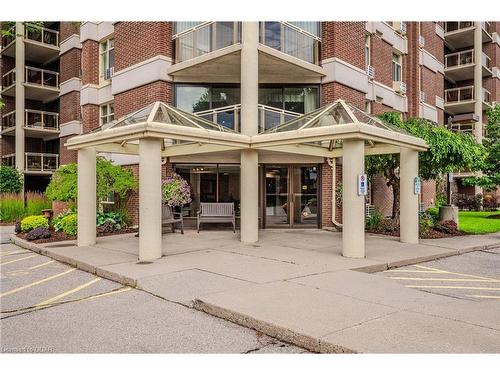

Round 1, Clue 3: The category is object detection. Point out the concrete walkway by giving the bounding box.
[11,229,500,353]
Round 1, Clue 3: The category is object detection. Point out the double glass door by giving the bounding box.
[264,165,319,227]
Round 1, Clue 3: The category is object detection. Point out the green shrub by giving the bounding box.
[61,213,77,236]
[419,212,434,235]
[52,209,76,232]
[45,163,77,202]
[96,211,125,229]
[0,166,23,193]
[426,207,440,225]
[365,208,382,230]
[0,193,25,222]
[25,191,51,216]
[20,215,49,232]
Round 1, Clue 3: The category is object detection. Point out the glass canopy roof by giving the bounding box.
[261,100,410,136]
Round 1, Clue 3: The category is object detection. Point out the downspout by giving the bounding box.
[327,158,342,228]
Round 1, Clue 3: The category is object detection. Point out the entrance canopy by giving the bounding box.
[65,99,428,157]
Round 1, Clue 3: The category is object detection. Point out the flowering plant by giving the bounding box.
[161,173,192,206]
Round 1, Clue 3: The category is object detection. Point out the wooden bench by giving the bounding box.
[135,204,184,237]
[197,202,235,233]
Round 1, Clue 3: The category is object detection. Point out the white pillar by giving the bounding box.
[473,22,484,197]
[400,148,419,244]
[342,139,365,258]
[15,22,25,175]
[77,147,96,247]
[139,138,162,261]
[239,22,259,243]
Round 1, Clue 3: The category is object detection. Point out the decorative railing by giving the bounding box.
[445,49,474,69]
[24,23,59,46]
[2,68,16,88]
[258,104,301,133]
[194,104,241,132]
[1,24,15,47]
[25,66,59,87]
[444,22,474,33]
[25,152,59,172]
[1,111,15,130]
[259,22,320,65]
[173,22,241,63]
[25,109,59,130]
[444,86,474,104]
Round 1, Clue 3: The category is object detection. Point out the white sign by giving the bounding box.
[414,176,421,195]
[358,174,368,196]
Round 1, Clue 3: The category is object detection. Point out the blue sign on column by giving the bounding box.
[414,176,421,195]
[358,174,368,196]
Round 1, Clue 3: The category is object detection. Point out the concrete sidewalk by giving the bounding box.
[11,229,500,353]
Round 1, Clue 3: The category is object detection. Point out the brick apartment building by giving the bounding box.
[1,21,499,228]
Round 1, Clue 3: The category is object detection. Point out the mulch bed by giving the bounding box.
[367,228,466,239]
[16,227,138,244]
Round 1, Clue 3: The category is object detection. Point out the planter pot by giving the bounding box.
[439,205,459,224]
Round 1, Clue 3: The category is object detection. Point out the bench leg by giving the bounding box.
[197,219,200,233]
[171,223,175,233]
[233,220,236,233]
[180,221,184,235]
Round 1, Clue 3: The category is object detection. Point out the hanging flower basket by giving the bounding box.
[161,173,192,207]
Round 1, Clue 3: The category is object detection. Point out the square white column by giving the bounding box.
[240,149,259,243]
[342,139,365,258]
[400,148,419,244]
[77,147,96,247]
[139,138,163,261]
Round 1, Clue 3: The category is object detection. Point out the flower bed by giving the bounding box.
[16,227,138,244]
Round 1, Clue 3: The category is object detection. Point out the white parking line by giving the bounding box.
[0,268,76,298]
[466,295,500,299]
[406,285,500,291]
[413,265,499,281]
[36,277,102,306]
[0,255,37,266]
[29,260,56,270]
[391,277,500,283]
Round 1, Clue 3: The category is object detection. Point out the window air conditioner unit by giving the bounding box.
[104,67,114,80]
[393,81,407,94]
[394,22,407,35]
[366,65,375,79]
[419,35,425,47]
[419,91,426,102]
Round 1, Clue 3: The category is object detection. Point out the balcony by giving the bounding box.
[1,23,59,63]
[1,109,60,137]
[258,104,300,133]
[24,66,60,101]
[1,111,16,132]
[25,152,59,173]
[194,104,241,132]
[444,86,492,115]
[1,69,16,93]
[444,22,492,50]
[1,154,15,167]
[444,49,492,81]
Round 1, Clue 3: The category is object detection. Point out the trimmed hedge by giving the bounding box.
[20,215,48,232]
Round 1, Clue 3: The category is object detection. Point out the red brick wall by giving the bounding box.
[81,40,99,85]
[115,81,172,118]
[321,82,365,109]
[372,102,395,116]
[0,136,15,156]
[371,35,394,88]
[59,91,81,124]
[114,22,172,71]
[406,22,420,119]
[81,104,99,132]
[371,175,393,217]
[420,22,443,63]
[421,179,436,210]
[321,22,365,70]
[58,136,78,164]
[59,48,81,83]
[60,22,80,41]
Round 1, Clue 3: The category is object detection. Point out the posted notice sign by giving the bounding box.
[358,174,368,196]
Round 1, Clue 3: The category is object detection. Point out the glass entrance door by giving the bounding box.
[264,165,319,228]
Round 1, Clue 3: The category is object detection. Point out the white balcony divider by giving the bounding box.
[25,152,59,172]
[193,104,241,132]
[24,23,59,46]
[444,86,474,103]
[481,21,491,35]
[173,22,241,63]
[1,111,16,130]
[258,104,301,133]
[445,49,474,69]
[25,66,59,88]
[260,22,320,65]
[25,109,59,130]
[2,68,16,88]
[482,53,491,70]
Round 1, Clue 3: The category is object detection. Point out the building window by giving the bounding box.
[100,38,115,79]
[392,53,402,82]
[259,86,319,114]
[100,102,114,125]
[365,35,371,67]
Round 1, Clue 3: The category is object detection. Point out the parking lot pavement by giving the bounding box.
[380,248,500,301]
[0,244,307,353]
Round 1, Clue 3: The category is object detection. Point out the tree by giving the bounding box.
[366,113,485,219]
[463,104,500,190]
[0,166,23,193]
[46,157,137,206]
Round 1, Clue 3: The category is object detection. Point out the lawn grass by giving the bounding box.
[458,210,500,234]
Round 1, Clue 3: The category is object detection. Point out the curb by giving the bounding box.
[192,299,356,354]
[10,235,138,288]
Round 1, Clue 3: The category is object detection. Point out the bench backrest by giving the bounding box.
[200,202,234,217]
[162,204,174,220]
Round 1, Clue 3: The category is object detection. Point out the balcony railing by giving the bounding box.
[445,86,474,104]
[173,22,241,63]
[25,66,59,88]
[25,152,59,172]
[1,111,15,130]
[25,23,59,46]
[194,104,241,132]
[444,22,474,33]
[2,68,16,88]
[1,24,15,47]
[482,53,491,70]
[448,123,474,134]
[25,109,59,130]
[258,104,301,133]
[260,22,320,65]
[445,49,474,69]
[481,21,491,35]
[483,88,491,103]
[1,154,15,167]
